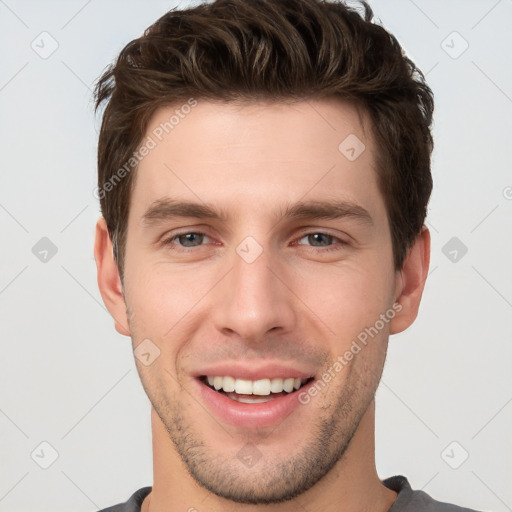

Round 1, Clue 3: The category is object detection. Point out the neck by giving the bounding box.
[142,400,397,512]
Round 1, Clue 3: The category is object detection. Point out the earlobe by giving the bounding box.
[389,226,431,335]
[94,217,131,337]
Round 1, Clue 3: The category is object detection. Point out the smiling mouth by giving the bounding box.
[200,375,315,403]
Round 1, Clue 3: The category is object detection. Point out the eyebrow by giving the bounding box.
[141,197,374,227]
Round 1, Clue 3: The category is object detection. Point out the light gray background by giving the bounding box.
[0,0,511,511]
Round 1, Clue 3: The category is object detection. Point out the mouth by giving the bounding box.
[199,375,315,404]
[193,364,318,428]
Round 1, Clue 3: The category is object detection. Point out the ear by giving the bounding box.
[389,225,431,335]
[94,217,131,336]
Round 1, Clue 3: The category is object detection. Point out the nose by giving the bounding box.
[211,244,297,342]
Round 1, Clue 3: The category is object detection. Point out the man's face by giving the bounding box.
[121,99,400,503]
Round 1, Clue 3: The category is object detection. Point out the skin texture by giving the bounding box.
[95,98,430,512]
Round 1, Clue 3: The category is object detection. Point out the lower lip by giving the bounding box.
[195,378,314,429]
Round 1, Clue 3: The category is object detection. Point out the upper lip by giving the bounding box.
[192,362,316,381]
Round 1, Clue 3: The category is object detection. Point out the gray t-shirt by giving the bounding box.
[97,475,483,511]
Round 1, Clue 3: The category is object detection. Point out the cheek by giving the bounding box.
[289,258,394,340]
[125,260,215,339]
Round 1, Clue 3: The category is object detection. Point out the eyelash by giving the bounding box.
[161,231,347,252]
[294,233,348,251]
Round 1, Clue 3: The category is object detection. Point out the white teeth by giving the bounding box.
[213,376,223,390]
[270,378,284,393]
[234,379,252,394]
[205,375,308,395]
[283,378,294,393]
[252,379,271,396]
[223,376,235,392]
[230,394,274,403]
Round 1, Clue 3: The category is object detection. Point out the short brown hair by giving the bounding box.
[94,0,434,281]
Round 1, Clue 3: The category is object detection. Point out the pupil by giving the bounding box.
[309,233,332,246]
[179,233,203,247]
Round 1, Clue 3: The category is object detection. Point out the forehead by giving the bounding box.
[130,98,385,225]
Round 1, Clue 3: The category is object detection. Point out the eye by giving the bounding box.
[296,232,343,248]
[163,232,213,249]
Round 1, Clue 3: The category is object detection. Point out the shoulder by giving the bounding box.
[383,475,485,512]
[96,487,152,512]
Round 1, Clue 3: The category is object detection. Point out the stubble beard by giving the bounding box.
[148,361,380,505]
